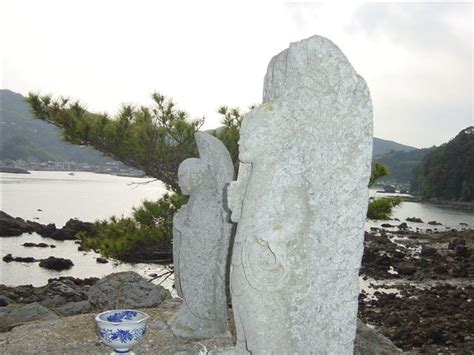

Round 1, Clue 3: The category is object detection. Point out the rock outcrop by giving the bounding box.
[88,272,171,310]
[0,299,401,354]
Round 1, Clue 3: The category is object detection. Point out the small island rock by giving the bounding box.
[39,257,74,271]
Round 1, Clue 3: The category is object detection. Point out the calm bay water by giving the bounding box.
[368,189,474,230]
[1,172,473,288]
[1,171,170,287]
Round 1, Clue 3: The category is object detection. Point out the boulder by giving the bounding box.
[0,277,97,306]
[39,257,74,271]
[33,223,58,239]
[354,319,401,354]
[448,238,466,250]
[397,222,408,230]
[0,296,13,307]
[88,271,171,310]
[54,300,92,316]
[95,257,108,264]
[22,242,52,248]
[38,219,97,241]
[0,211,34,236]
[406,217,423,223]
[0,302,59,332]
[454,245,469,257]
[2,254,38,263]
[420,246,439,258]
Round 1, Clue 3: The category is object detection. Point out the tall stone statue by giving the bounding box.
[170,132,234,339]
[226,35,373,354]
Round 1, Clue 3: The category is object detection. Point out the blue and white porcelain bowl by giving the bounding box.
[95,309,149,354]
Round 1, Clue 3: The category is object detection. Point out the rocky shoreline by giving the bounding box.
[0,211,97,240]
[1,209,473,352]
[359,225,473,353]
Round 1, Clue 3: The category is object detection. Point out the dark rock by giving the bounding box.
[96,257,108,264]
[34,223,58,238]
[0,277,98,307]
[448,238,466,250]
[39,257,74,271]
[3,254,38,263]
[383,185,396,193]
[420,246,439,257]
[427,221,442,225]
[397,265,417,276]
[454,245,469,257]
[406,217,423,223]
[0,295,13,307]
[88,271,171,310]
[38,219,97,241]
[0,211,34,236]
[62,219,97,237]
[22,242,50,248]
[381,223,394,228]
[397,223,408,230]
[459,222,469,226]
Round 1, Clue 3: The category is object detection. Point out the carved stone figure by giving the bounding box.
[226,35,373,354]
[170,132,234,339]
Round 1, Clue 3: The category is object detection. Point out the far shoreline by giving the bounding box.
[0,168,147,178]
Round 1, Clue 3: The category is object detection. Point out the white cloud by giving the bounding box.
[2,1,472,148]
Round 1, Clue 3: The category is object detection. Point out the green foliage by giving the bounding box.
[213,106,244,171]
[412,127,474,201]
[367,197,402,220]
[79,193,187,262]
[369,163,389,187]
[368,163,402,220]
[25,90,250,261]
[26,92,204,191]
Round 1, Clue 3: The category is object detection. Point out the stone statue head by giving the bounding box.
[177,158,209,195]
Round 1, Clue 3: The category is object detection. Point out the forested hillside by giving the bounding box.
[374,148,432,184]
[412,127,474,201]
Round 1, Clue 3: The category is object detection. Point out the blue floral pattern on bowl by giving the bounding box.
[99,327,146,343]
[96,309,149,353]
[106,310,138,323]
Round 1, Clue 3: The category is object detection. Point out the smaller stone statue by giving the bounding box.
[169,132,234,339]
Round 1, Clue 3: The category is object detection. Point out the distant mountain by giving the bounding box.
[411,127,474,201]
[0,89,125,166]
[372,137,417,157]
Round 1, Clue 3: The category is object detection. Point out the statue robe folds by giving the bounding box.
[225,35,373,354]
[170,132,234,339]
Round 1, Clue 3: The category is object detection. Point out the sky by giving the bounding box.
[1,1,473,148]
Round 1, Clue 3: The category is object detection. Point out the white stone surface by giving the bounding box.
[226,35,373,354]
[170,132,234,339]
